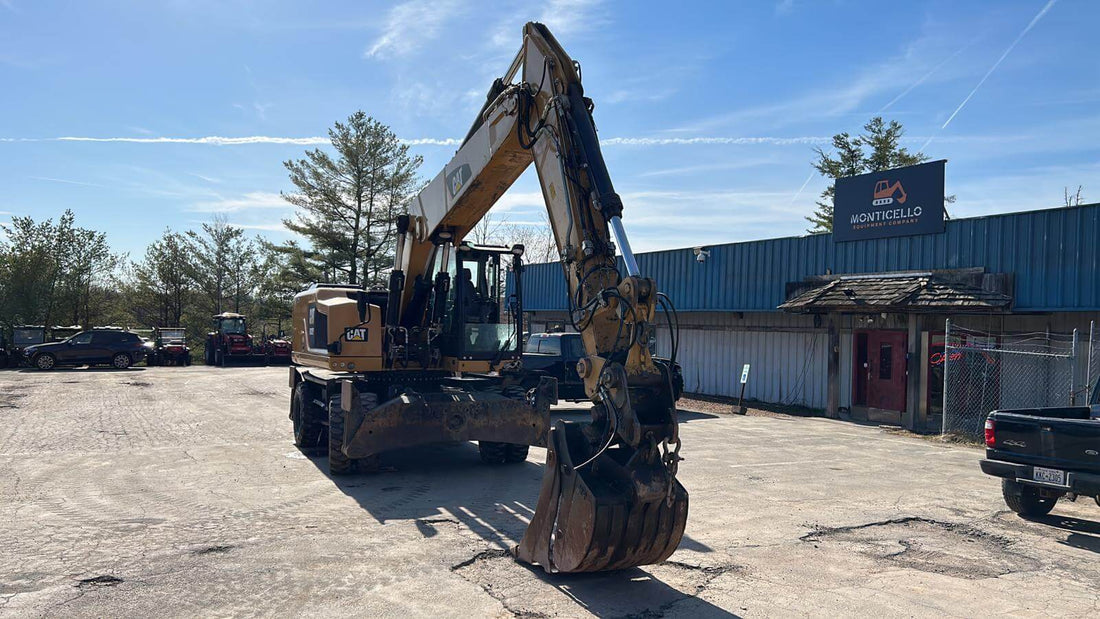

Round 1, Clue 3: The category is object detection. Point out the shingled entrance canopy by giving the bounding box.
[779,272,1013,314]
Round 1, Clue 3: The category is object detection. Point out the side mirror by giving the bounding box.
[67,341,74,346]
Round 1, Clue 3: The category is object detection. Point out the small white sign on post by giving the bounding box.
[735,363,751,415]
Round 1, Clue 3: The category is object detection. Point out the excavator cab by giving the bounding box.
[439,242,524,368]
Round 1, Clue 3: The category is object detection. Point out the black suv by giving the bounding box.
[23,329,148,370]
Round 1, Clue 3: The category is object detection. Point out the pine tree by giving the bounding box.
[806,117,928,233]
[281,111,422,286]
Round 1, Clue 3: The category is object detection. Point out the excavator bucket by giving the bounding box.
[514,419,688,573]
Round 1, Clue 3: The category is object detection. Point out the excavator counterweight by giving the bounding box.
[290,21,687,574]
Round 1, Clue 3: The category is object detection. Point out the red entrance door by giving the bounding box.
[866,331,907,412]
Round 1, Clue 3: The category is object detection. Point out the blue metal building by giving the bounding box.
[517,203,1100,430]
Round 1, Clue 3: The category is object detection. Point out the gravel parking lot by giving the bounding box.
[1,366,1098,617]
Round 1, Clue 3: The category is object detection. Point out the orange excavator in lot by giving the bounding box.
[288,22,686,573]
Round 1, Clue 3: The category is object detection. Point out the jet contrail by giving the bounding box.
[0,136,462,146]
[879,40,976,114]
[940,0,1057,130]
[1,135,830,147]
[600,136,830,146]
[789,171,816,205]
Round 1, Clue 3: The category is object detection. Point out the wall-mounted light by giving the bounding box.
[693,246,711,263]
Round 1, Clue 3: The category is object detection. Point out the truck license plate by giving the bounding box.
[1032,467,1065,485]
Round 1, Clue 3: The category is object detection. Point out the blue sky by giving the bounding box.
[1,0,1096,257]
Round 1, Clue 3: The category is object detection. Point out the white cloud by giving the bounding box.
[492,191,546,213]
[403,137,462,146]
[365,0,460,59]
[489,0,606,53]
[668,24,984,135]
[537,0,607,38]
[190,191,291,213]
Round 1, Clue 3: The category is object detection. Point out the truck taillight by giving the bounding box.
[984,418,995,447]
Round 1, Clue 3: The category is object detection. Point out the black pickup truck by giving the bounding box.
[521,332,684,402]
[980,404,1100,517]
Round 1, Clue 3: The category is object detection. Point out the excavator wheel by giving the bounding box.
[478,441,529,464]
[505,444,529,463]
[478,441,508,464]
[327,395,355,475]
[515,419,689,573]
[479,384,534,464]
[291,383,324,452]
[327,393,380,475]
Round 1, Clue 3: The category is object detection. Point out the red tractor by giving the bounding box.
[260,333,292,364]
[205,313,259,366]
[147,327,192,366]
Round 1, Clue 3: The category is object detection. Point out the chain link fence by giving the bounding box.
[941,320,1090,438]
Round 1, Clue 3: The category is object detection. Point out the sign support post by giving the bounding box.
[736,364,750,415]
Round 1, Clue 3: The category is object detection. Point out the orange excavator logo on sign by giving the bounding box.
[873,179,907,206]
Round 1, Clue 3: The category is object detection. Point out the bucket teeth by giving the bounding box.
[514,422,689,573]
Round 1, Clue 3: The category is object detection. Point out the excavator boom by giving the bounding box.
[388,22,687,573]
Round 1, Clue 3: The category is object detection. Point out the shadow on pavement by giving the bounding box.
[303,420,731,617]
[1035,514,1100,554]
[14,366,146,373]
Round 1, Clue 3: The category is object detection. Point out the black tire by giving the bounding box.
[327,394,354,475]
[292,382,324,451]
[504,443,530,463]
[480,385,534,464]
[205,346,214,366]
[184,354,192,366]
[326,392,381,475]
[215,349,225,367]
[1003,479,1058,517]
[479,441,508,464]
[34,353,56,371]
[112,353,132,370]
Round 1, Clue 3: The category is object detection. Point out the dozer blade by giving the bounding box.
[514,420,688,573]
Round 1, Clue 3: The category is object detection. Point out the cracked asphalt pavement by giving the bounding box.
[1,366,1099,617]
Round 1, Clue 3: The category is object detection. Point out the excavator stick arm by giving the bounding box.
[387,21,688,573]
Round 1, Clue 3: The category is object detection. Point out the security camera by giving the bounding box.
[693,246,711,263]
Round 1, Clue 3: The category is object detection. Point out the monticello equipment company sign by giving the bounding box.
[833,160,946,242]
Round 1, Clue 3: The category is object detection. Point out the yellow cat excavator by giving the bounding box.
[289,22,687,573]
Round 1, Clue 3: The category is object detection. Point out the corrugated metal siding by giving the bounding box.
[518,203,1100,313]
[647,312,829,409]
